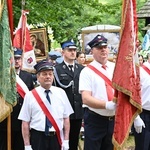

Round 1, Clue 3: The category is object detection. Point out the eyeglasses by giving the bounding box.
[14,57,22,60]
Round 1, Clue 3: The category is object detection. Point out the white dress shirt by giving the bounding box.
[79,60,115,116]
[140,67,150,111]
[143,61,150,70]
[18,86,74,131]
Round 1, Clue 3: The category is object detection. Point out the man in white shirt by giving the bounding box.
[79,35,116,150]
[18,60,73,150]
[133,65,150,150]
[142,53,150,70]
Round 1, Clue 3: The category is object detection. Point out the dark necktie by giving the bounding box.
[101,65,114,101]
[45,90,52,135]
[68,65,74,74]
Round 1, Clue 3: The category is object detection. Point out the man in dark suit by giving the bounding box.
[54,40,84,150]
[0,48,34,150]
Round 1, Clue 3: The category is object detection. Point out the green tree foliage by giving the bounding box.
[12,0,146,43]
[13,0,121,42]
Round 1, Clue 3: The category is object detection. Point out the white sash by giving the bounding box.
[16,75,29,98]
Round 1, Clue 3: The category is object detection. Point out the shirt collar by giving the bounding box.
[39,86,53,94]
[16,69,20,75]
[64,60,75,67]
[92,60,108,69]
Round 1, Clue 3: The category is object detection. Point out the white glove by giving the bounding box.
[105,101,116,110]
[134,115,145,133]
[25,145,33,150]
[62,140,69,150]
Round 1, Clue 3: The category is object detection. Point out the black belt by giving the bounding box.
[31,129,56,136]
[46,131,56,136]
[87,108,115,121]
[143,109,150,114]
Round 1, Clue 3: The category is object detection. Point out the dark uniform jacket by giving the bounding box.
[0,70,34,131]
[54,61,84,119]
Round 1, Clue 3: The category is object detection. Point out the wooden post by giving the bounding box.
[7,115,11,150]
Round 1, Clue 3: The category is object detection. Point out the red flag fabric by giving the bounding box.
[7,0,13,40]
[13,10,36,70]
[112,0,142,149]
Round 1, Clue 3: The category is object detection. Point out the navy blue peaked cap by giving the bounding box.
[34,60,53,73]
[14,47,23,57]
[88,35,108,48]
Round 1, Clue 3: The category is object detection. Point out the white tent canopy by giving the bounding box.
[81,25,121,33]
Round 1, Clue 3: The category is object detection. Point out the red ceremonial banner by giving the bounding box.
[13,10,36,70]
[112,0,142,149]
[7,0,13,40]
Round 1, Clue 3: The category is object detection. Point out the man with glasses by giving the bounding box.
[54,40,84,150]
[0,48,34,150]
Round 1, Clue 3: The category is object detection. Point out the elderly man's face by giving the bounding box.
[91,45,109,63]
[37,70,54,89]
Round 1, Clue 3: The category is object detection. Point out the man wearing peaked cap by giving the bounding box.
[18,59,73,150]
[0,47,34,150]
[54,40,84,150]
[13,48,23,72]
[32,60,54,86]
[79,34,116,150]
[88,34,108,48]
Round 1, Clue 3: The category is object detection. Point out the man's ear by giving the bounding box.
[62,50,65,56]
[90,49,93,54]
[36,73,40,80]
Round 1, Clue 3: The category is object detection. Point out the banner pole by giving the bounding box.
[113,0,124,149]
[21,0,25,10]
[7,115,11,150]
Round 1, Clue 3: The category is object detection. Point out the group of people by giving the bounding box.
[0,34,150,150]
[0,39,86,150]
[48,47,86,67]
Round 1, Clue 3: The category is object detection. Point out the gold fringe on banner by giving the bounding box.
[0,94,13,122]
